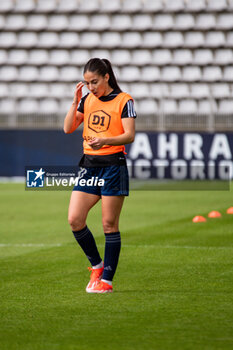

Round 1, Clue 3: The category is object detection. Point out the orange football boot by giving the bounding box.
[87,280,113,294]
[86,266,104,293]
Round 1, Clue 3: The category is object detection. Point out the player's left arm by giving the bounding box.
[88,118,135,150]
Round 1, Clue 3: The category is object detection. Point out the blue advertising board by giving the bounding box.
[126,132,233,180]
[0,130,232,179]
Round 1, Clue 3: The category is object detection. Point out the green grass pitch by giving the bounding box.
[0,183,233,350]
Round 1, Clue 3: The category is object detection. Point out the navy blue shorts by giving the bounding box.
[73,165,129,196]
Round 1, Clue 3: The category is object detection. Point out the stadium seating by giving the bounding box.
[226,33,233,47]
[186,0,206,12]
[111,15,132,31]
[184,32,205,48]
[132,15,153,31]
[223,67,233,82]
[48,15,69,31]
[196,14,216,30]
[18,99,39,113]
[39,99,58,114]
[8,50,28,65]
[132,50,151,66]
[162,67,181,82]
[28,50,49,65]
[152,50,172,66]
[0,83,9,97]
[70,50,90,65]
[0,0,232,119]
[163,32,184,47]
[142,0,163,13]
[170,84,190,99]
[35,0,57,13]
[56,0,78,13]
[215,49,233,65]
[165,0,184,12]
[0,66,18,81]
[193,50,213,66]
[49,50,70,66]
[79,0,99,13]
[0,32,17,48]
[10,83,29,98]
[150,83,165,99]
[216,14,233,30]
[202,67,222,82]
[218,100,233,114]
[178,100,198,114]
[112,50,131,66]
[154,15,174,30]
[19,66,38,82]
[14,0,35,13]
[141,66,160,82]
[37,32,59,48]
[211,84,230,98]
[0,99,16,113]
[198,100,213,114]
[58,32,79,48]
[182,67,202,82]
[207,0,227,11]
[174,14,195,30]
[69,15,90,31]
[90,15,111,31]
[161,99,178,114]
[0,50,7,64]
[27,15,48,31]
[17,33,37,49]
[142,32,163,48]
[121,0,142,13]
[100,0,121,13]
[0,0,14,13]
[130,83,150,99]
[121,33,142,48]
[5,15,26,31]
[138,99,158,115]
[173,50,192,65]
[91,49,111,60]
[190,84,210,99]
[28,83,49,98]
[38,67,59,82]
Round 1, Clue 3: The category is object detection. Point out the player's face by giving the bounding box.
[83,71,111,98]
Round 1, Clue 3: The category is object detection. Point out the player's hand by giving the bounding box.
[73,82,84,104]
[88,137,105,150]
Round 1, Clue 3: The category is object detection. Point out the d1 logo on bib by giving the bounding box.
[88,110,111,133]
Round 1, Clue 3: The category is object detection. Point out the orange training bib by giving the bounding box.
[83,92,133,155]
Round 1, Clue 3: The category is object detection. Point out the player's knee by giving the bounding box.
[68,214,85,231]
[102,218,117,233]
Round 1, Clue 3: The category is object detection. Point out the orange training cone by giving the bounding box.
[192,215,206,223]
[208,211,221,218]
[227,207,233,214]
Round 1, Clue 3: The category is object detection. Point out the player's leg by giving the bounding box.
[68,191,103,272]
[101,195,125,233]
[68,190,100,231]
[89,195,125,293]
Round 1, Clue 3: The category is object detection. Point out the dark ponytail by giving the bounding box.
[83,58,121,91]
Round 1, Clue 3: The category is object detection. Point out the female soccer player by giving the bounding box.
[64,58,136,293]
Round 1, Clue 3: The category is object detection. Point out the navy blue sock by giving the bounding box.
[102,232,121,281]
[72,226,102,266]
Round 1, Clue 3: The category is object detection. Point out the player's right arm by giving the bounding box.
[63,82,84,134]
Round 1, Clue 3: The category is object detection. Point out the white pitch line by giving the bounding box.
[0,243,62,247]
[123,244,233,250]
[0,243,232,250]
